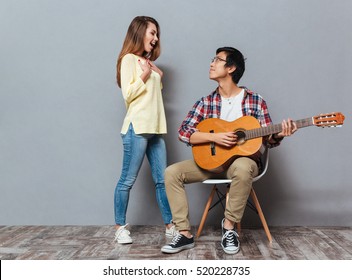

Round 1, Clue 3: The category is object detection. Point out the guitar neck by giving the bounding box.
[245,117,313,140]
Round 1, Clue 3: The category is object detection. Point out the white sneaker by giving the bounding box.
[114,224,133,244]
[165,225,177,238]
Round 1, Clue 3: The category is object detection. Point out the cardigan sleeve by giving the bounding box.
[120,54,147,104]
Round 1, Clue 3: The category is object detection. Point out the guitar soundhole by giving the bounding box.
[234,130,246,144]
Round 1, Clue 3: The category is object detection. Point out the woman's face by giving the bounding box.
[142,22,158,54]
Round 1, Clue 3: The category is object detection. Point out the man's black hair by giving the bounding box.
[216,47,245,84]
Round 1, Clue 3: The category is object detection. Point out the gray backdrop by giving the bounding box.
[1,0,351,227]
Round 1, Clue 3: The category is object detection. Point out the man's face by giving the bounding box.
[209,51,228,81]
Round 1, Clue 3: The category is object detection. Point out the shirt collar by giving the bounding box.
[214,86,252,98]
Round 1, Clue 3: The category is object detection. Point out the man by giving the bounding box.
[161,47,297,255]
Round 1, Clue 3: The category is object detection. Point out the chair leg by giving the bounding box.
[196,185,217,238]
[250,188,273,242]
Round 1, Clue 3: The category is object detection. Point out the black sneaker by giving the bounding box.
[161,233,195,254]
[221,218,240,254]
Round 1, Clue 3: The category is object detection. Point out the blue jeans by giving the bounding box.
[114,124,172,225]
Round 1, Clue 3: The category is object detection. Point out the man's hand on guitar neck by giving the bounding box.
[273,118,298,140]
[268,119,298,144]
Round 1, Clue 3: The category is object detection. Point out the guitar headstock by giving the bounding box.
[313,112,345,127]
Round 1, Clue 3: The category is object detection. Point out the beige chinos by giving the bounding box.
[165,157,259,231]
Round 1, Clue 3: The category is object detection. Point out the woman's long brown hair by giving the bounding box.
[116,16,161,88]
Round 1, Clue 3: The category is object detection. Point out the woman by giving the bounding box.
[114,16,175,244]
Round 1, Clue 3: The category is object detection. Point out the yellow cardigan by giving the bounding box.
[120,54,167,134]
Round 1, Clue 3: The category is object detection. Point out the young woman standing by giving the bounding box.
[114,16,175,244]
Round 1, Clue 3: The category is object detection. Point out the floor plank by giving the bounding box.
[0,225,351,260]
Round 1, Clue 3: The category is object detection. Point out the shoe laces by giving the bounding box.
[223,230,238,246]
[170,233,182,245]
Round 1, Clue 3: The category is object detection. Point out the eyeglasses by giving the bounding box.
[211,57,227,63]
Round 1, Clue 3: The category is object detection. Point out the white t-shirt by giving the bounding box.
[220,89,244,121]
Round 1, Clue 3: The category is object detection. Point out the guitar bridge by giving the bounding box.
[210,130,216,156]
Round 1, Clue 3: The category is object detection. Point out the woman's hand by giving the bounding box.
[138,59,163,82]
[138,59,152,83]
[148,60,163,78]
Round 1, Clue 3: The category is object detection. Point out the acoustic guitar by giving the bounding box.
[192,112,345,172]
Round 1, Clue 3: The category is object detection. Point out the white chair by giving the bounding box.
[196,149,272,242]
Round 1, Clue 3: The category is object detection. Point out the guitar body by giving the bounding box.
[192,116,263,172]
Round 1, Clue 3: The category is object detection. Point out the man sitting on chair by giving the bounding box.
[161,47,297,255]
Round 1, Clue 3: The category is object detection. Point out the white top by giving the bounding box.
[220,89,244,121]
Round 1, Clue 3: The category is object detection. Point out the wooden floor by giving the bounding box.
[0,225,352,260]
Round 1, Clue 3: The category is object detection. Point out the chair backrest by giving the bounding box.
[252,148,269,183]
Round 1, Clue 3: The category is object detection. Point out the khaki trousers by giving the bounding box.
[165,157,258,231]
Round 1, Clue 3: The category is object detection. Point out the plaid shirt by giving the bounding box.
[178,87,277,147]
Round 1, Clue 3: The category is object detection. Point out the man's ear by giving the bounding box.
[227,65,236,74]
